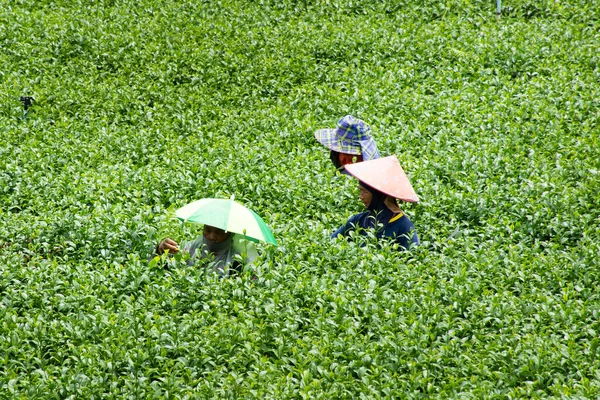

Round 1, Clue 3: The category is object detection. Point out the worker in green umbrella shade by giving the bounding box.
[151,196,277,277]
[154,224,256,277]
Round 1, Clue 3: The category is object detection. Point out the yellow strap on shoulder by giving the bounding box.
[388,212,403,223]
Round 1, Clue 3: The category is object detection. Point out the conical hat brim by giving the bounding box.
[344,155,419,203]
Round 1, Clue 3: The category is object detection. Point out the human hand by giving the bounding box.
[157,238,180,254]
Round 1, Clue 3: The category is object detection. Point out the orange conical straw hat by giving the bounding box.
[344,155,419,203]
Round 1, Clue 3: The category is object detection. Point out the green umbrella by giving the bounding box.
[175,197,277,245]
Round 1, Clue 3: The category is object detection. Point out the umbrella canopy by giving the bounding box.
[344,155,419,203]
[176,197,277,245]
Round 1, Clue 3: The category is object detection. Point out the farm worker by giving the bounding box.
[153,225,257,276]
[314,115,380,171]
[332,155,420,250]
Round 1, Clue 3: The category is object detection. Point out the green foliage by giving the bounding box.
[1,0,599,397]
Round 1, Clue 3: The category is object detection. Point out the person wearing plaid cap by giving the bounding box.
[314,115,380,171]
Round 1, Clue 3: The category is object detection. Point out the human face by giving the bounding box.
[358,184,372,208]
[203,225,230,243]
[338,152,363,166]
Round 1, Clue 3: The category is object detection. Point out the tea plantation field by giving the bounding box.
[1,0,599,397]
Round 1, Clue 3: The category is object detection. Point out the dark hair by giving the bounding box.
[329,150,342,169]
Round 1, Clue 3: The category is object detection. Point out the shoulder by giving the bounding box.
[387,213,416,234]
[385,213,419,249]
[231,235,258,263]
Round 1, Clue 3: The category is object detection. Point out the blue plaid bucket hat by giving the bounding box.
[314,115,380,161]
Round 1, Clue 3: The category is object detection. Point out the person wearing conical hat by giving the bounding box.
[314,115,380,171]
[331,156,420,250]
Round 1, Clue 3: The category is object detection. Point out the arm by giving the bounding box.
[148,238,180,265]
[331,214,361,239]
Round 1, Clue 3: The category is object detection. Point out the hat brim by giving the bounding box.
[344,156,420,203]
[314,129,362,156]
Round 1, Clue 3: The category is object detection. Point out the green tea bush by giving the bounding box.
[1,0,599,397]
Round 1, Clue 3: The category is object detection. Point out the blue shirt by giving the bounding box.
[332,208,419,250]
